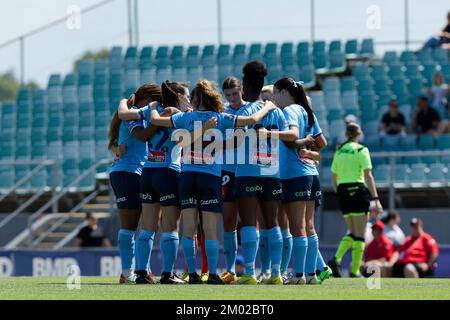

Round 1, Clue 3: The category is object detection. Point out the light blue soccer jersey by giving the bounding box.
[109,111,147,175]
[222,103,243,173]
[170,110,237,177]
[235,102,289,178]
[280,104,320,179]
[141,104,182,172]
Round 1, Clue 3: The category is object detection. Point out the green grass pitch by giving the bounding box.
[0,277,449,300]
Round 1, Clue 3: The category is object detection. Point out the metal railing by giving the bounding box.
[25,159,112,247]
[320,149,450,210]
[0,160,58,231]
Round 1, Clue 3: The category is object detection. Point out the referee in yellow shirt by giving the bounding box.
[328,122,383,277]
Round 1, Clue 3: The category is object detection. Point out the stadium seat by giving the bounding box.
[399,135,418,150]
[437,134,450,149]
[328,51,346,73]
[432,48,449,65]
[383,51,399,65]
[340,76,356,92]
[341,91,359,111]
[371,64,388,80]
[418,135,436,150]
[344,39,358,58]
[244,42,259,61]
[427,163,448,186]
[323,77,340,92]
[421,63,438,86]
[381,134,401,151]
[357,79,374,95]
[409,163,427,185]
[405,63,422,80]
[299,65,316,88]
[441,64,450,83]
[280,42,294,60]
[373,165,390,185]
[360,39,374,57]
[400,50,417,65]
[353,63,370,80]
[417,49,433,64]
[394,164,409,184]
[388,63,405,79]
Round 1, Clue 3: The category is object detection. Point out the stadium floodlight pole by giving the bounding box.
[20,37,25,85]
[127,0,134,46]
[217,0,223,45]
[135,0,139,47]
[310,0,315,43]
[404,0,410,50]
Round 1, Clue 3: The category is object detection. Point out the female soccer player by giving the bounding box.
[108,83,161,284]
[328,122,383,277]
[257,78,315,285]
[235,61,295,285]
[117,81,190,284]
[220,76,247,284]
[149,79,275,284]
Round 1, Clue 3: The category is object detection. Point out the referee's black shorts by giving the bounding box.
[337,183,371,215]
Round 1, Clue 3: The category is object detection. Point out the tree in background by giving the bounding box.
[0,71,39,103]
[73,48,109,71]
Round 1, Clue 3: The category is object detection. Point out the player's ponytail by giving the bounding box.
[191,79,225,113]
[274,77,315,127]
[109,83,161,151]
[161,80,188,108]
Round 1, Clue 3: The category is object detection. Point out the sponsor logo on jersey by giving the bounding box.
[140,193,152,201]
[245,185,262,192]
[160,194,176,202]
[200,199,219,205]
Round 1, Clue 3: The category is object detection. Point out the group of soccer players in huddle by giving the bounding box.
[108,60,333,285]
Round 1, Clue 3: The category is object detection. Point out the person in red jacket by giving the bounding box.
[389,218,439,278]
[361,220,394,277]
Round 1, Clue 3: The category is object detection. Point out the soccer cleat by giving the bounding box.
[119,273,136,284]
[317,267,333,283]
[306,275,320,285]
[257,272,271,284]
[221,272,237,284]
[327,257,342,278]
[236,274,258,285]
[188,273,202,284]
[281,272,289,284]
[160,272,186,284]
[207,274,224,285]
[135,273,156,284]
[283,273,306,285]
[262,275,283,285]
[180,271,189,282]
[200,272,209,283]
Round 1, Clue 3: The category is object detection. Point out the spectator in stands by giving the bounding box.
[428,72,449,111]
[361,220,395,277]
[389,218,439,278]
[440,11,450,48]
[379,99,406,136]
[423,11,450,49]
[382,210,405,248]
[75,213,111,248]
[260,85,274,102]
[411,96,441,136]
